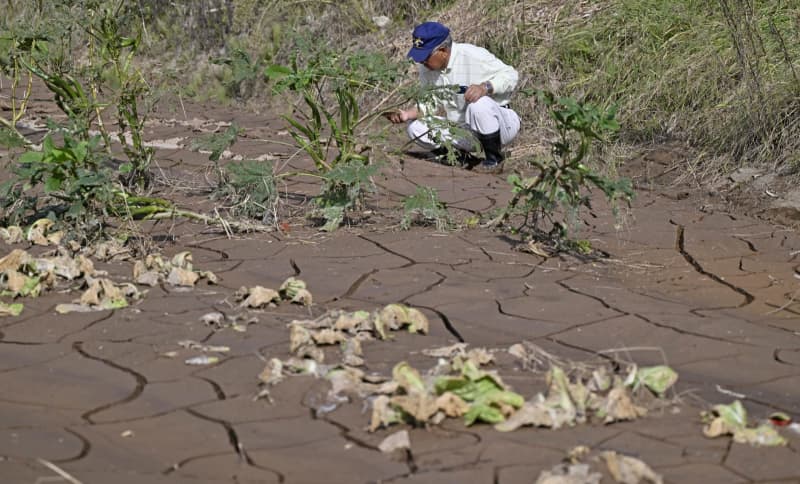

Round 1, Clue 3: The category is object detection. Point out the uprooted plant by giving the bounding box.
[488,91,634,253]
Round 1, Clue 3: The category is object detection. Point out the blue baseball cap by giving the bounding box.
[407,22,450,63]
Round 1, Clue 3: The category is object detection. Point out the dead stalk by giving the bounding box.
[36,458,83,484]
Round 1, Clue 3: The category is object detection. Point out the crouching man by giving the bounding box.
[386,21,521,174]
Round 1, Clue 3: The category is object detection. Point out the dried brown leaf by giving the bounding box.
[370,395,401,432]
[289,324,313,353]
[600,387,647,424]
[390,394,439,422]
[27,219,55,246]
[378,430,410,454]
[0,226,24,244]
[435,392,470,417]
[311,329,347,346]
[240,286,280,308]
[0,249,31,272]
[406,307,429,334]
[334,310,372,332]
[167,267,200,287]
[599,451,663,484]
[258,358,284,386]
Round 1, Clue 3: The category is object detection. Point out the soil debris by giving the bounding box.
[378,429,410,455]
[184,355,220,366]
[177,339,231,353]
[201,311,257,332]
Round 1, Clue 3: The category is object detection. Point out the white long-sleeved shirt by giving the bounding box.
[417,42,518,124]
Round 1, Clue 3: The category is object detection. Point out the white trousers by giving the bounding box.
[406,96,521,152]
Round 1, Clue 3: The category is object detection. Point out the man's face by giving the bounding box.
[422,48,448,71]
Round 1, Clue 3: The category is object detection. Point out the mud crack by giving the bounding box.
[73,341,147,424]
[672,222,754,312]
[413,305,464,343]
[358,235,416,268]
[185,408,255,466]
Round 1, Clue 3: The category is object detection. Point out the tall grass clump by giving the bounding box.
[431,0,798,173]
[545,0,800,171]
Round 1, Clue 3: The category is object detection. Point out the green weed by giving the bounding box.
[190,124,279,224]
[266,42,401,230]
[489,91,633,250]
[401,186,450,231]
[0,129,115,239]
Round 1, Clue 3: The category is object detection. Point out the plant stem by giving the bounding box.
[144,208,274,232]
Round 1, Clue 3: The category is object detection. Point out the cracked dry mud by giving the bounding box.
[3,99,800,484]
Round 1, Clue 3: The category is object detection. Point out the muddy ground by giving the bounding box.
[2,92,800,484]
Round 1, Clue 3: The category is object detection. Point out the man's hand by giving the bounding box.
[464,83,490,103]
[383,108,418,124]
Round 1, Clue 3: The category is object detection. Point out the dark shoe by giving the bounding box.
[474,130,505,174]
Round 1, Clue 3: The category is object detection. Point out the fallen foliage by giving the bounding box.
[133,251,218,287]
[702,400,787,447]
[55,277,141,313]
[237,277,313,308]
[536,447,663,484]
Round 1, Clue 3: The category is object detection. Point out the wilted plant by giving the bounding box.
[0,34,36,147]
[489,91,633,250]
[315,160,380,232]
[85,2,154,189]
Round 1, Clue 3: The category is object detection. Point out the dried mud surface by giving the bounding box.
[2,96,800,484]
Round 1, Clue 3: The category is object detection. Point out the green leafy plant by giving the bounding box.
[190,124,278,224]
[7,2,154,189]
[283,88,367,173]
[489,91,633,250]
[222,160,278,224]
[401,186,450,231]
[211,47,262,100]
[190,123,242,183]
[315,160,380,232]
[1,130,114,238]
[265,43,401,230]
